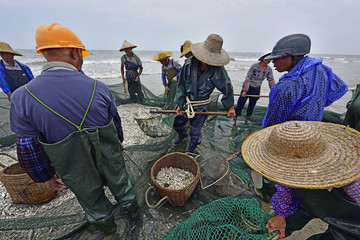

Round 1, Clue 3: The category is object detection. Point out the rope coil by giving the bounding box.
[185,96,211,118]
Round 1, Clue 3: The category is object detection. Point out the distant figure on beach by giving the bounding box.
[180,40,193,58]
[234,52,274,124]
[259,33,356,239]
[152,51,182,109]
[0,42,33,101]
[10,23,138,235]
[120,40,144,103]
[174,34,235,153]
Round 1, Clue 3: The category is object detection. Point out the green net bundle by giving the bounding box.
[162,196,278,240]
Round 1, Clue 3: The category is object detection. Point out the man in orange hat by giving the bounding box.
[9,23,137,235]
[0,42,34,101]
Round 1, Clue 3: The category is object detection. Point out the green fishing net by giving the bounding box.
[0,83,346,239]
[161,196,279,240]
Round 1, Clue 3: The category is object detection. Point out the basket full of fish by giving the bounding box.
[145,152,200,207]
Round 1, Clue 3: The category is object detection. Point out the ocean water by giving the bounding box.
[11,49,360,113]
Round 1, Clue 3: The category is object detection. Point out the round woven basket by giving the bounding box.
[0,163,57,204]
[150,152,200,206]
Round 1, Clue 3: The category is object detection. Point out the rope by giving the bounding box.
[185,96,211,118]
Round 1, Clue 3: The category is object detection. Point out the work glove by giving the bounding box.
[165,86,170,94]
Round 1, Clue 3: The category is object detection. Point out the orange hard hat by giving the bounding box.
[35,23,90,57]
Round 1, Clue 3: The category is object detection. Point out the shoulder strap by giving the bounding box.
[25,79,97,131]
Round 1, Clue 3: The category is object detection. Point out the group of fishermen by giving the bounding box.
[2,22,360,239]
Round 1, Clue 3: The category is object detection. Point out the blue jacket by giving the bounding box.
[0,60,34,94]
[262,56,348,128]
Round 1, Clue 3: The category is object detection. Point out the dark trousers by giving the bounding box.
[128,81,144,103]
[235,86,260,117]
[285,188,360,240]
[173,113,207,152]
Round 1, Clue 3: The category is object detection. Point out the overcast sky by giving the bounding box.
[2,0,359,55]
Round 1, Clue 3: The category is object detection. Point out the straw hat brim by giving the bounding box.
[191,42,230,66]
[180,48,191,58]
[152,52,172,61]
[242,122,360,189]
[120,46,137,51]
[0,49,22,56]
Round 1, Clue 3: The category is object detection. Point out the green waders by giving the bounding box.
[164,67,179,110]
[286,188,360,240]
[25,81,137,231]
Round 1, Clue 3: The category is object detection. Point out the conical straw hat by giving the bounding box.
[119,40,137,51]
[152,51,172,61]
[191,34,230,66]
[242,121,360,189]
[0,42,22,56]
[180,40,193,58]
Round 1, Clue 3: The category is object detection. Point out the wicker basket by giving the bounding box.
[0,163,57,204]
[150,152,200,206]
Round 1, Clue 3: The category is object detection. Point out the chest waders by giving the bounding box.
[25,81,136,228]
[124,55,144,103]
[2,60,30,92]
[164,61,179,110]
[285,188,360,239]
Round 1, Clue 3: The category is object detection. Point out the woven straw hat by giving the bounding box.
[180,40,193,58]
[152,51,172,61]
[242,121,360,189]
[191,34,230,66]
[119,40,137,51]
[0,42,22,56]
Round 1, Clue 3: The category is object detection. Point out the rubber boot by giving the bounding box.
[245,116,251,123]
[174,133,188,144]
[187,141,198,153]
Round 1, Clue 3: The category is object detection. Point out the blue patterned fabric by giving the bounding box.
[262,56,348,128]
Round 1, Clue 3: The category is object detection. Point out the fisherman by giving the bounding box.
[0,42,34,101]
[9,23,137,235]
[242,121,360,239]
[234,52,274,124]
[120,40,144,103]
[152,51,182,109]
[180,40,193,59]
[257,33,353,239]
[174,34,236,153]
[262,33,348,128]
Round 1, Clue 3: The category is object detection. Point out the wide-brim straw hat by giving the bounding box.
[119,40,137,51]
[191,34,230,66]
[152,51,172,61]
[242,121,360,189]
[0,42,22,56]
[180,40,193,58]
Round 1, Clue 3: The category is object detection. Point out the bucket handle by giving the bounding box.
[145,186,169,209]
[185,152,200,160]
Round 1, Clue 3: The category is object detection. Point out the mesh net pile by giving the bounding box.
[0,83,345,239]
[161,197,279,240]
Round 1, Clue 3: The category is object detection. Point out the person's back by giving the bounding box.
[11,68,114,143]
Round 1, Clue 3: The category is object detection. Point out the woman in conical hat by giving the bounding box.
[0,42,34,101]
[119,40,144,103]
